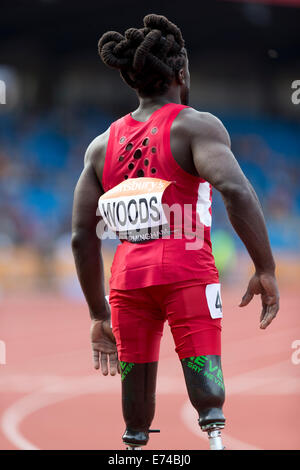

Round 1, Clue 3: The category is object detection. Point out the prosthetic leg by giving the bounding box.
[121,362,159,450]
[181,355,226,450]
[124,429,160,450]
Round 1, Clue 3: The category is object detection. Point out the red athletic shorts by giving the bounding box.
[109,279,223,363]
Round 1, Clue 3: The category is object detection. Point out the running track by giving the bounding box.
[0,287,299,450]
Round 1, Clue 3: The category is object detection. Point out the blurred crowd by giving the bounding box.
[0,106,111,253]
[0,106,299,255]
[214,113,300,252]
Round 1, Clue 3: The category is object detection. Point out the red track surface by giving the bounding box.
[0,287,299,450]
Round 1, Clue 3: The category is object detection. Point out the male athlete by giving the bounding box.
[71,14,279,450]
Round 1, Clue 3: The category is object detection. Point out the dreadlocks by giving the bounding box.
[98,14,186,96]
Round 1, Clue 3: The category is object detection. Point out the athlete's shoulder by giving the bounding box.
[175,108,231,148]
[84,127,110,166]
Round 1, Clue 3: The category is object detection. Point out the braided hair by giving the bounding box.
[98,14,186,95]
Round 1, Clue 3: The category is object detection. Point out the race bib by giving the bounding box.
[98,177,172,243]
[205,283,223,319]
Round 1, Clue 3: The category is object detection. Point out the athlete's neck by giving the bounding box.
[133,86,182,119]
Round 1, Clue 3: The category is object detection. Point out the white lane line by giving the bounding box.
[181,401,261,450]
[2,392,58,450]
[222,326,299,365]
[1,375,119,450]
[226,360,300,395]
[1,359,298,450]
[0,373,187,450]
[181,359,299,450]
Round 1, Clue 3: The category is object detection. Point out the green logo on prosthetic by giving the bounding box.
[204,361,224,391]
[183,356,208,373]
[120,361,135,381]
[182,356,224,391]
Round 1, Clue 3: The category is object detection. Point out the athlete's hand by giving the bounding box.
[239,272,279,329]
[90,318,120,376]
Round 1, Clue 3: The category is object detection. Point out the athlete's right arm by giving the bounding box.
[72,131,119,375]
[71,136,107,322]
[186,110,279,329]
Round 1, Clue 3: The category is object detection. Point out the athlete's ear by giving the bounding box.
[177,68,186,85]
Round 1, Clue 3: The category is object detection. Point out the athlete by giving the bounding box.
[71,14,279,450]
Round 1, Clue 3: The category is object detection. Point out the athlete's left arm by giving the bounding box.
[187,110,279,329]
[71,139,119,376]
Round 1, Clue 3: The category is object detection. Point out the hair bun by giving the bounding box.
[98,31,123,53]
[125,28,144,45]
[98,31,130,69]
[133,29,161,73]
[143,14,184,48]
[98,14,185,95]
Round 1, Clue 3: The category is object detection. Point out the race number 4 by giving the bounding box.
[206,283,223,319]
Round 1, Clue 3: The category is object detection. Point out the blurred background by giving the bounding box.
[0,0,299,451]
[0,0,300,295]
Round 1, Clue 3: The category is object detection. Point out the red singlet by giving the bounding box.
[100,103,222,362]
[101,103,219,290]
